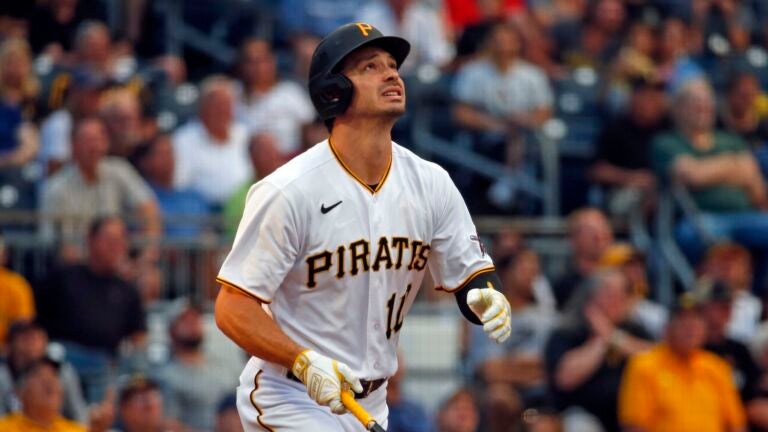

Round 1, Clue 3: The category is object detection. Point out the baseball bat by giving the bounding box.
[341,390,386,432]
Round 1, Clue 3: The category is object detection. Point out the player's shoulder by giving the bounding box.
[392,143,452,181]
[258,140,335,190]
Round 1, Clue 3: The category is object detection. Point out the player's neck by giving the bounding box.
[330,121,393,185]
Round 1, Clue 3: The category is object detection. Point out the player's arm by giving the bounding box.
[454,271,511,343]
[214,284,304,368]
[214,285,363,414]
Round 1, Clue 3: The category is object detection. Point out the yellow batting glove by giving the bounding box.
[291,350,363,414]
[467,287,512,343]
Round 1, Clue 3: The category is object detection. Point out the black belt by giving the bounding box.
[286,371,386,399]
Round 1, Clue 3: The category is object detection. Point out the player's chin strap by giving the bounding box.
[454,271,502,325]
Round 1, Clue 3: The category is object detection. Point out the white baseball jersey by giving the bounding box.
[217,139,494,380]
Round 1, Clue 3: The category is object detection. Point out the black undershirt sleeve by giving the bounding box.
[454,271,503,325]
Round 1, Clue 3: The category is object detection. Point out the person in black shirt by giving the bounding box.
[35,216,146,403]
[545,269,652,432]
[27,0,107,55]
[589,75,669,216]
[718,72,768,182]
[698,278,766,430]
[552,207,614,310]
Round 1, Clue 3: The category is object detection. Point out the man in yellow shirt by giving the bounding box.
[0,237,35,347]
[0,357,86,431]
[619,290,746,432]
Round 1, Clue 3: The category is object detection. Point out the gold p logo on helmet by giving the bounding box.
[355,23,374,36]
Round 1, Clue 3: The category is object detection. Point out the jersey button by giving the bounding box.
[374,362,381,370]
[373,323,381,330]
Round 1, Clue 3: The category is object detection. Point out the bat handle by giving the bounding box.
[341,390,385,431]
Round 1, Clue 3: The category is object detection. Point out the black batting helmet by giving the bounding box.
[308,23,410,121]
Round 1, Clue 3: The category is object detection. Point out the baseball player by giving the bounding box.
[214,22,512,431]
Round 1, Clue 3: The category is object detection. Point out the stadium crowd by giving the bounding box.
[2,0,768,431]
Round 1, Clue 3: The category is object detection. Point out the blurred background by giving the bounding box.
[2,0,768,431]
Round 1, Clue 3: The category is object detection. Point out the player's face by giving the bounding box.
[341,46,405,119]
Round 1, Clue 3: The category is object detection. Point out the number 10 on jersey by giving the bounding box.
[385,284,413,339]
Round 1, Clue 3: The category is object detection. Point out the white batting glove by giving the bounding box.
[291,350,363,414]
[467,287,512,343]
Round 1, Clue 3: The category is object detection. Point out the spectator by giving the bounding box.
[597,243,667,338]
[0,358,88,432]
[491,227,556,311]
[545,269,652,432]
[436,388,480,432]
[386,352,435,432]
[222,132,285,238]
[651,78,768,271]
[38,69,108,175]
[172,75,251,208]
[466,249,555,432]
[357,0,455,75]
[446,0,526,36]
[552,207,613,310]
[41,116,161,255]
[655,18,705,94]
[99,88,147,159]
[618,292,747,432]
[452,19,553,136]
[0,320,88,423]
[0,2,32,41]
[67,20,140,86]
[27,0,106,56]
[0,38,39,169]
[215,394,243,432]
[608,22,657,104]
[277,0,363,41]
[695,279,762,409]
[589,76,668,216]
[452,19,553,211]
[558,0,627,73]
[287,33,322,85]
[698,243,761,344]
[133,133,210,241]
[747,325,768,430]
[35,216,147,403]
[117,374,182,432]
[157,304,240,431]
[235,39,315,157]
[41,19,146,124]
[0,236,35,348]
[718,72,768,179]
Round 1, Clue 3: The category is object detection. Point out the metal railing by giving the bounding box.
[0,211,578,302]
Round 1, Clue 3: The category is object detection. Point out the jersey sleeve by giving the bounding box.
[217,181,301,303]
[428,168,494,292]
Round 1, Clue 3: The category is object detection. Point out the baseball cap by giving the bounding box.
[670,291,704,316]
[694,278,732,303]
[119,374,160,404]
[598,243,644,268]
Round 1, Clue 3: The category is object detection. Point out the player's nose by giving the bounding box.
[384,66,400,82]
